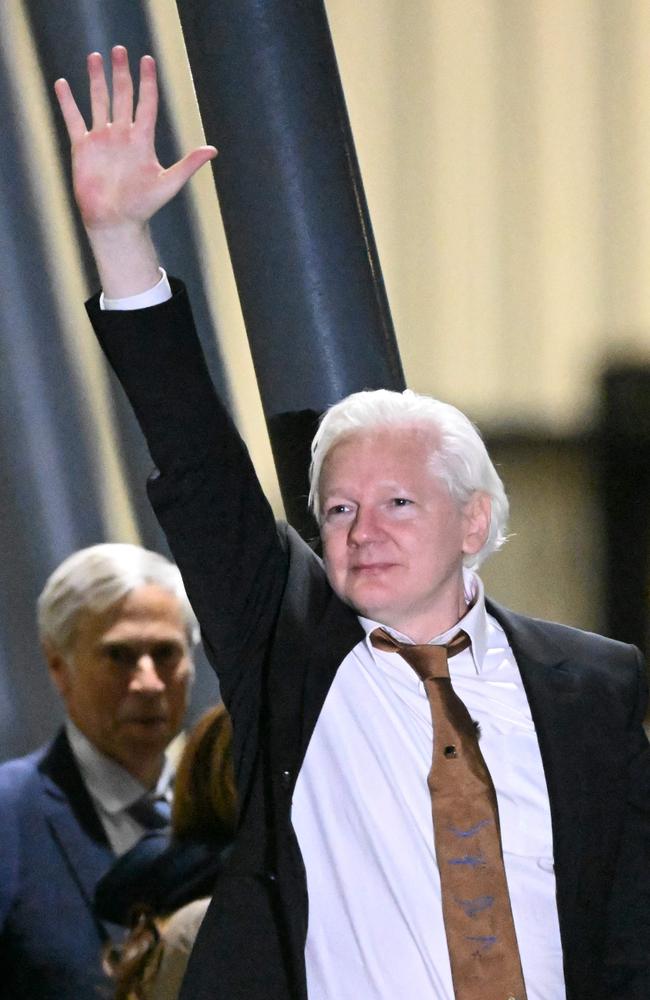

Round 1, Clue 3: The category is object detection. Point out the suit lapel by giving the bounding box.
[39,731,115,936]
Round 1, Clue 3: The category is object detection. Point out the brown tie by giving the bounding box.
[371,627,527,1000]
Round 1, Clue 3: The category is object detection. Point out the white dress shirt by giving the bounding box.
[292,570,566,1000]
[66,720,174,856]
[100,268,171,311]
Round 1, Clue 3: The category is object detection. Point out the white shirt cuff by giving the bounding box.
[99,268,172,311]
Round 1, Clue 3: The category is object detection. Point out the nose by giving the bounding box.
[348,506,380,546]
[130,655,165,694]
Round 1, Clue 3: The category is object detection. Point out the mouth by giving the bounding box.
[351,563,396,575]
[122,715,168,727]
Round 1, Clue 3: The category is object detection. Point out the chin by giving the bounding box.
[348,596,391,623]
[347,585,394,618]
[124,719,170,741]
[128,735,170,759]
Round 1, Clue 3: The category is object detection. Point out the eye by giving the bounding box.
[152,642,183,667]
[324,503,352,517]
[392,497,413,507]
[103,643,137,668]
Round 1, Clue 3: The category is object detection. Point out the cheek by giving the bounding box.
[76,675,119,708]
[172,672,191,697]
[322,539,348,583]
[169,665,192,695]
[166,680,190,725]
[87,691,123,732]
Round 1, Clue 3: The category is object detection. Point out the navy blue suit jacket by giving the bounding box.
[88,282,650,1000]
[0,728,118,999]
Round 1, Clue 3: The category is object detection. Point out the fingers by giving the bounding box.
[53,77,87,143]
[90,46,136,126]
[163,146,218,199]
[135,55,158,135]
[54,45,194,182]
[111,45,134,125]
[88,51,110,129]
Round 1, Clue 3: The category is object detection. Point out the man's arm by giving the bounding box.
[55,48,287,735]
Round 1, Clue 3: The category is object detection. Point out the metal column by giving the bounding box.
[178,0,405,537]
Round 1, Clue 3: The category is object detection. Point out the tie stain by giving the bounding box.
[448,818,491,839]
[454,895,495,918]
[465,935,497,952]
[448,853,487,868]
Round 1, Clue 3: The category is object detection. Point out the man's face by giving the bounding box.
[319,426,490,642]
[47,584,192,781]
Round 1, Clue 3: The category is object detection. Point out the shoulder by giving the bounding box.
[0,745,52,927]
[488,598,643,664]
[0,744,48,803]
[487,598,647,720]
[279,521,323,577]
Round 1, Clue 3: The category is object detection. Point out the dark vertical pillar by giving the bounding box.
[598,365,650,655]
[177,0,405,538]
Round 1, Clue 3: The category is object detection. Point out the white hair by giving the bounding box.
[37,543,199,652]
[308,388,509,568]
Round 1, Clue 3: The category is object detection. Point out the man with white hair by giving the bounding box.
[55,47,650,1000]
[0,542,197,1000]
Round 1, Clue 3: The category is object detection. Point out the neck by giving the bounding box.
[124,753,165,789]
[394,587,470,644]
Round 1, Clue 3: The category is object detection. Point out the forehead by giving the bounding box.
[320,425,440,487]
[75,584,187,646]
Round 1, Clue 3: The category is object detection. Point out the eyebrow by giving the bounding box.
[321,481,415,497]
[98,637,186,651]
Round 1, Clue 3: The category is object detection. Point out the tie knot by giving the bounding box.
[127,792,172,831]
[370,627,471,682]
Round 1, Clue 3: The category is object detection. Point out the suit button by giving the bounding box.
[280,769,292,789]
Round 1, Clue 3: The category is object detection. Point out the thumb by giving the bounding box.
[163,145,218,198]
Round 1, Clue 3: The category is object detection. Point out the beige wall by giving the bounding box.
[327,1,650,434]
[479,441,603,629]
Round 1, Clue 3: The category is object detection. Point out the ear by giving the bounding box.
[461,492,491,557]
[43,641,73,699]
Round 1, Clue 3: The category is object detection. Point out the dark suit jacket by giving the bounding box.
[88,282,650,1000]
[0,728,117,999]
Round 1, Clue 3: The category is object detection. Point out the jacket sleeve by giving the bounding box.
[85,280,288,719]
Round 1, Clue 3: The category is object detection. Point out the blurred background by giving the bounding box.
[2,0,650,759]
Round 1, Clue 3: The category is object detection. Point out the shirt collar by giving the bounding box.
[65,719,174,817]
[358,568,489,674]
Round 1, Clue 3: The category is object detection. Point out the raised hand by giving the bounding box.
[54,45,216,296]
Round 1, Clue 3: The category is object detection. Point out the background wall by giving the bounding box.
[2,0,649,758]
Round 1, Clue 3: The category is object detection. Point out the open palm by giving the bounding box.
[55,46,216,232]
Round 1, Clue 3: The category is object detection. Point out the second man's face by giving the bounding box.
[318,426,490,643]
[48,583,193,780]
